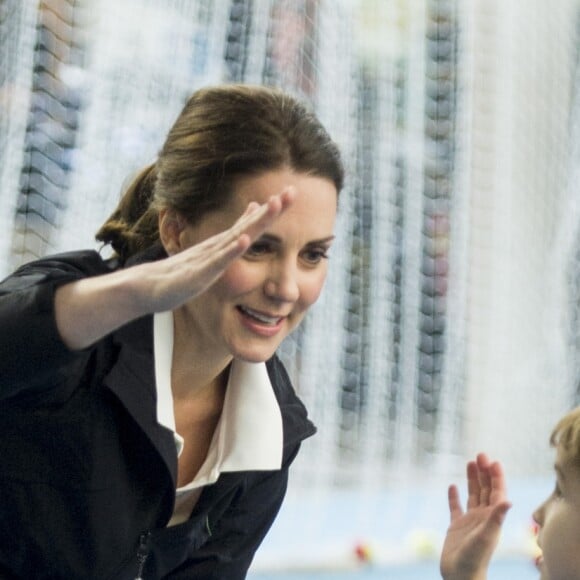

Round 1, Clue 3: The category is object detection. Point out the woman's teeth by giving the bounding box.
[239,306,281,325]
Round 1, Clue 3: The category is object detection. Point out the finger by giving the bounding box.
[485,501,512,531]
[476,452,491,470]
[181,188,295,264]
[194,202,274,256]
[278,185,297,209]
[477,455,492,505]
[257,186,297,222]
[227,194,283,241]
[489,461,508,505]
[232,186,297,240]
[466,460,481,509]
[207,188,294,258]
[447,484,464,522]
[241,201,261,217]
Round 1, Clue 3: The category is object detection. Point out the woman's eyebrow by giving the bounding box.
[304,236,336,246]
[257,233,336,245]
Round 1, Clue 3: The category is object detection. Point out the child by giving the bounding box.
[440,406,580,580]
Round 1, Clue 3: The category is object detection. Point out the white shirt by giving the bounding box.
[153,311,284,526]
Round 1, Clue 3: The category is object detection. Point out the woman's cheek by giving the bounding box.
[220,261,261,295]
[300,269,329,308]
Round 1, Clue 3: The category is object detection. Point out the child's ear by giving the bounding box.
[159,209,186,255]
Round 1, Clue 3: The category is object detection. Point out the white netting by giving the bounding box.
[0,0,39,272]
[1,0,580,497]
[458,0,579,476]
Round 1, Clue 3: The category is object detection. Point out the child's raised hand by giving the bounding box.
[440,453,512,580]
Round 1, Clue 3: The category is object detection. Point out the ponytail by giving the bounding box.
[95,84,344,264]
[95,163,160,264]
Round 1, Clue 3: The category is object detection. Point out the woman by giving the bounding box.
[0,85,343,579]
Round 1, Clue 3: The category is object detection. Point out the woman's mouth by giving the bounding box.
[237,305,283,326]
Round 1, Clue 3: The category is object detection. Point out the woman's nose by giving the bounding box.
[264,263,299,302]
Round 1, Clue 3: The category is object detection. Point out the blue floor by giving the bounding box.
[247,478,549,580]
[249,558,537,579]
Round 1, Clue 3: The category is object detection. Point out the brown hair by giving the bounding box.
[95,84,344,263]
[550,406,580,468]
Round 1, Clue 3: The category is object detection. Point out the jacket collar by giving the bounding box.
[102,244,316,484]
[154,311,284,475]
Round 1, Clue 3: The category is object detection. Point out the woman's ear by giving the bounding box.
[159,209,186,255]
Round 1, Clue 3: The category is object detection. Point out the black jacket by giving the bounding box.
[0,249,316,579]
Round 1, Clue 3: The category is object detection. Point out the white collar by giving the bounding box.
[153,311,283,489]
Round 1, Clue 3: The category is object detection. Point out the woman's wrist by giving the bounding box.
[54,267,150,350]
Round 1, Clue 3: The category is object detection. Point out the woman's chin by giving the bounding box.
[231,344,279,364]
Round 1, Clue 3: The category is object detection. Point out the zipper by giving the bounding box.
[135,531,151,580]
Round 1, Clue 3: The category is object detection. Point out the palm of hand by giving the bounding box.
[440,454,512,580]
[440,502,501,579]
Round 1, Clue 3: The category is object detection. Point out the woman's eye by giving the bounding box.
[245,241,272,257]
[302,248,329,264]
[553,484,563,499]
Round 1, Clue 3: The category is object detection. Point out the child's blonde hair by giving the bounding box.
[550,406,580,467]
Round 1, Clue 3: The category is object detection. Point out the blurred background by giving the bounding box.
[2,0,580,577]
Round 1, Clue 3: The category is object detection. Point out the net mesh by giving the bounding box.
[1,0,580,494]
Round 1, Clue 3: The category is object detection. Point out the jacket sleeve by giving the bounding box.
[166,447,300,580]
[0,251,109,400]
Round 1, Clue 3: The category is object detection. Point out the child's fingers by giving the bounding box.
[476,453,491,468]
[486,501,512,531]
[447,484,464,521]
[477,458,492,505]
[489,461,508,504]
[466,460,481,509]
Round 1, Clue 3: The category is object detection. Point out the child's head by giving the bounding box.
[550,406,580,469]
[533,406,580,580]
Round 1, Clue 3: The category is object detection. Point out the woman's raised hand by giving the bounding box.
[440,453,512,580]
[140,188,296,314]
[54,189,295,350]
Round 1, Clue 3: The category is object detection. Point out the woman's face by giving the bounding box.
[172,167,338,363]
[532,447,580,580]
